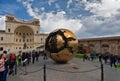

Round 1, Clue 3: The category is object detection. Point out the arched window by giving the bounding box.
[41,38,42,41]
[36,31,38,34]
[0,47,3,51]
[19,33,21,35]
[8,28,10,32]
[1,37,3,41]
[27,39,29,42]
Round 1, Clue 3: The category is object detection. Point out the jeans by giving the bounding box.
[3,69,8,81]
[0,71,4,81]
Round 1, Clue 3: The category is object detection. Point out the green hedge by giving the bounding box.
[75,54,84,59]
[117,63,120,69]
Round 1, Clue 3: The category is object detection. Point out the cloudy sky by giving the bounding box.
[0,0,120,39]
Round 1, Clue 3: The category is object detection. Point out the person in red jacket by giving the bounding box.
[9,53,16,75]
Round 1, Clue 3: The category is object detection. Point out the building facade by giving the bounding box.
[0,14,48,53]
[78,36,120,56]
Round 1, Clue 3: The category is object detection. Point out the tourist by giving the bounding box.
[35,51,39,62]
[103,53,109,64]
[44,51,48,60]
[27,52,31,65]
[83,54,88,62]
[9,53,16,75]
[110,54,117,68]
[3,51,9,81]
[32,50,36,64]
[0,54,5,81]
[17,52,22,66]
[90,51,95,61]
[98,53,102,62]
[22,52,26,62]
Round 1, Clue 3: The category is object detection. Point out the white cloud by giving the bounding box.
[67,0,73,8]
[84,0,120,17]
[48,0,56,6]
[40,11,82,34]
[41,7,45,11]
[16,0,120,39]
[0,16,5,30]
[77,13,120,38]
[18,0,82,36]
[55,3,60,9]
[34,7,39,13]
[22,0,39,18]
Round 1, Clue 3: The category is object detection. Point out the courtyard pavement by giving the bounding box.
[7,56,120,81]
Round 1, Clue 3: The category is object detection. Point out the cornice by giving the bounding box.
[5,14,40,26]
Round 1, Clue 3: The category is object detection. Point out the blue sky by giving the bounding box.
[0,0,120,39]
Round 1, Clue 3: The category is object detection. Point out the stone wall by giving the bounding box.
[78,37,120,56]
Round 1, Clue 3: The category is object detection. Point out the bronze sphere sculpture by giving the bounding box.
[45,29,78,63]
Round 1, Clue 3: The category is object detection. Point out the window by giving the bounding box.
[19,33,21,35]
[27,39,29,42]
[30,39,31,42]
[16,47,18,49]
[1,37,3,41]
[19,47,21,49]
[8,28,10,32]
[16,39,18,42]
[19,39,21,42]
[36,31,38,34]
[0,47,3,51]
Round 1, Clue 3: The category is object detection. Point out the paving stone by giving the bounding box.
[7,56,120,81]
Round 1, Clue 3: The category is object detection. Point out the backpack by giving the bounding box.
[10,54,15,63]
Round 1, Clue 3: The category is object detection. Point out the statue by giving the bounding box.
[45,29,78,63]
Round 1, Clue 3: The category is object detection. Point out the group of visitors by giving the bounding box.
[83,51,120,68]
[98,53,120,68]
[83,52,96,62]
[17,50,41,66]
[0,50,44,81]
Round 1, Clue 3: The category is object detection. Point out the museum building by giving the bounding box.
[1,14,120,56]
[0,14,48,53]
[78,36,120,56]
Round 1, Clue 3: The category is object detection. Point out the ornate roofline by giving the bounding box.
[5,14,40,26]
[79,36,120,41]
